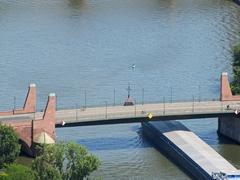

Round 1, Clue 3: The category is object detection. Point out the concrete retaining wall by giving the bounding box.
[218,116,240,143]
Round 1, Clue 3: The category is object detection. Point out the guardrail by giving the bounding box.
[55,101,240,124]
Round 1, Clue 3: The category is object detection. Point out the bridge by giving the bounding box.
[2,99,239,127]
[52,101,240,126]
[0,72,239,149]
[1,72,240,179]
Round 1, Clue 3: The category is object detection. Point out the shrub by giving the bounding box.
[0,163,35,180]
[0,124,20,169]
[32,142,100,180]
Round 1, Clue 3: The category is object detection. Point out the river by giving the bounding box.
[0,0,240,179]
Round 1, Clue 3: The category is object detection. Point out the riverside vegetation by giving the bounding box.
[0,124,100,180]
[230,44,240,94]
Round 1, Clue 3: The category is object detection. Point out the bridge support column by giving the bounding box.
[220,72,240,101]
[218,117,240,143]
[218,72,240,143]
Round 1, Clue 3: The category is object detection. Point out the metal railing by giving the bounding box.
[0,84,224,114]
[55,101,240,123]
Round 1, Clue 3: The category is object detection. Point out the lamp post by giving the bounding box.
[124,84,134,106]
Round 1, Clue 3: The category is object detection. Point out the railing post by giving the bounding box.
[84,90,87,109]
[13,96,16,111]
[56,95,58,111]
[135,100,137,117]
[163,97,166,115]
[142,88,144,105]
[105,101,108,119]
[192,95,194,112]
[75,103,78,121]
[113,89,116,106]
[198,85,201,102]
[221,101,223,112]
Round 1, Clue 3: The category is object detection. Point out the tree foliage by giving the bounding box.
[0,163,36,180]
[32,142,100,180]
[0,124,21,169]
[231,44,240,95]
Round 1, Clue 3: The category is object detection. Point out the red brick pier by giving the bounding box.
[0,85,56,156]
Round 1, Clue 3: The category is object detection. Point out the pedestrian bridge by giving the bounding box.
[1,72,240,128]
[1,72,240,179]
[1,100,239,127]
[53,100,239,127]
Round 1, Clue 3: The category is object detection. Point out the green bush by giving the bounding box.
[32,142,100,180]
[231,44,240,95]
[0,163,36,180]
[233,44,240,65]
[0,124,21,169]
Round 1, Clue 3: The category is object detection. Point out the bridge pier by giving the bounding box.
[0,85,56,157]
[218,116,240,143]
[0,83,36,116]
[218,72,240,143]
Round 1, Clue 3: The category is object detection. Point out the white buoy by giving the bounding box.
[235,109,238,115]
[61,120,66,126]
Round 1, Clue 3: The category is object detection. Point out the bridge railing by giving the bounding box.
[55,101,240,123]
[54,97,222,112]
[0,84,219,113]
[48,84,219,111]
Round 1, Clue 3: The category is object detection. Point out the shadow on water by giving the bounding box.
[140,121,195,179]
[131,124,142,132]
[218,133,240,145]
[68,0,86,10]
[217,135,240,169]
[197,128,239,146]
[145,140,195,180]
[76,133,151,151]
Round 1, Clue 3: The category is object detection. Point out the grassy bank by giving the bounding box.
[230,44,240,95]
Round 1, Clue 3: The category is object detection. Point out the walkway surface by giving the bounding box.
[1,100,240,127]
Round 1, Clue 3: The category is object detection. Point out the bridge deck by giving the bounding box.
[0,100,240,127]
[55,100,240,127]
